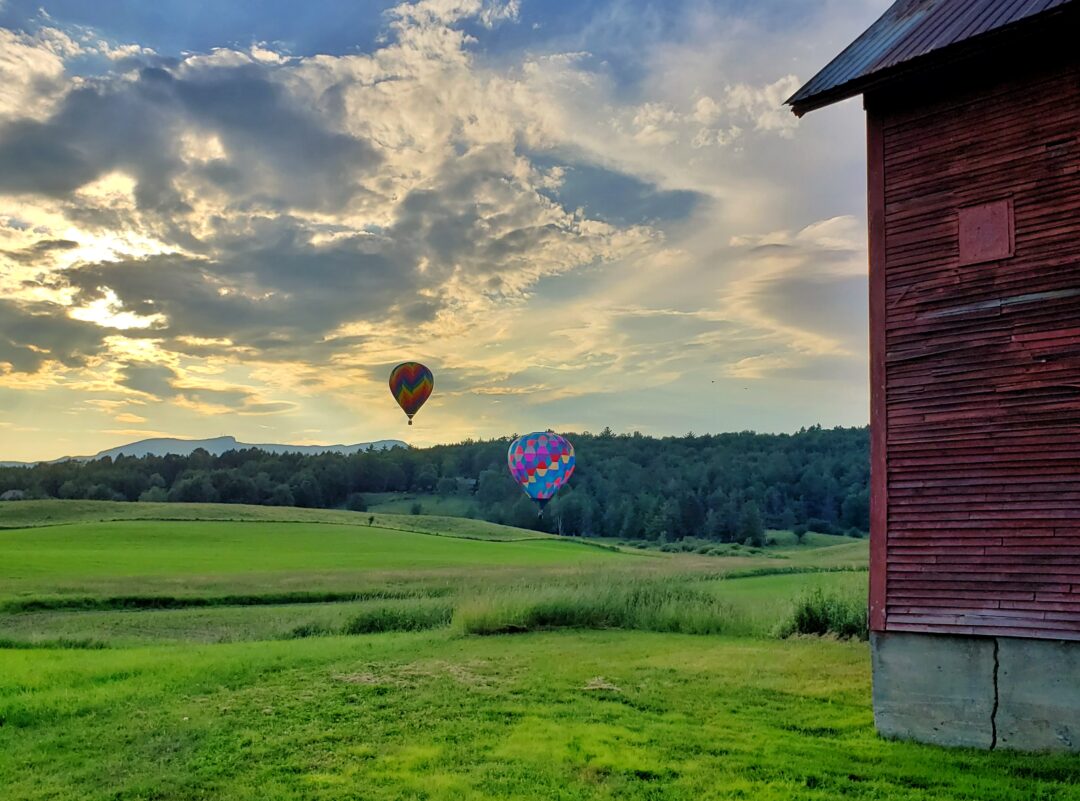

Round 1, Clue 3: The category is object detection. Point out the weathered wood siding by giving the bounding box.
[875,62,1080,640]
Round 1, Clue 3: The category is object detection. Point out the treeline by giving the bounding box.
[0,426,869,541]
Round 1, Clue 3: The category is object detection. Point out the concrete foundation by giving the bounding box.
[871,632,1080,751]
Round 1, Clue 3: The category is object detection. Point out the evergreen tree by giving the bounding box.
[739,502,765,547]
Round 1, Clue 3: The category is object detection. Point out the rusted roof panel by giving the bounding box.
[788,0,1076,115]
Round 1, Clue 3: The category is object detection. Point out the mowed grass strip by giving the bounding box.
[0,520,622,600]
[2,630,1077,801]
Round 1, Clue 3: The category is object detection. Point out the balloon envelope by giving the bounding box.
[389,362,434,424]
[507,431,575,507]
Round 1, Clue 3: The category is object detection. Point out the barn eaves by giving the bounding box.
[787,0,1078,117]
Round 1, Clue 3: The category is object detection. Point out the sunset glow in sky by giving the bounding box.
[0,0,888,461]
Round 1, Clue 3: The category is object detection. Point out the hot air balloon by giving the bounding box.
[388,362,434,425]
[507,430,575,513]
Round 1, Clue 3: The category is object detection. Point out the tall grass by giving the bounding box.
[453,576,754,636]
[283,598,456,639]
[343,598,454,634]
[779,587,868,640]
[1,577,868,648]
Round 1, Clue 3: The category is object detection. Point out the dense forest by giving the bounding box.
[0,426,870,541]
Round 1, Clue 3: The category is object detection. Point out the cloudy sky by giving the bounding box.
[0,0,887,460]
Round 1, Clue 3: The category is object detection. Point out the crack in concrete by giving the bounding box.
[990,637,1000,750]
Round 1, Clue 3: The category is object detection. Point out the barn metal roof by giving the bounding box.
[787,0,1077,115]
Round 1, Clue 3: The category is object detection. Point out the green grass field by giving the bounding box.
[4,631,1078,800]
[0,520,613,600]
[1,501,1071,800]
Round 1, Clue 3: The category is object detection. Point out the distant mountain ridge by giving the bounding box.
[0,435,408,467]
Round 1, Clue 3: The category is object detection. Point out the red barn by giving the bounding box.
[789,0,1080,750]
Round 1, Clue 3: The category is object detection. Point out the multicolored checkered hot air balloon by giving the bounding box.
[388,362,434,425]
[507,430,575,513]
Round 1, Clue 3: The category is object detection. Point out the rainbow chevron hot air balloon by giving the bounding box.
[388,362,434,425]
[507,431,575,512]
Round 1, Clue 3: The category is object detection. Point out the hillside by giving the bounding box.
[0,426,870,541]
[0,500,556,542]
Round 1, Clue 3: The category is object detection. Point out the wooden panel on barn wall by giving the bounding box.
[958,199,1014,265]
[880,62,1080,641]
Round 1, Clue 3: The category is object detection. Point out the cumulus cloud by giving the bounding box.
[0,298,107,372]
[0,63,380,210]
[613,74,802,151]
[722,74,802,138]
[389,0,520,28]
[0,27,74,118]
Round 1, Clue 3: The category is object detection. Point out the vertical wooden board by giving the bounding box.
[868,107,889,632]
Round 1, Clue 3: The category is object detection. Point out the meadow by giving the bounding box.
[1,501,1075,800]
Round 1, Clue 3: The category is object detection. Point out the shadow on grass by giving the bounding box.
[2,587,452,614]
